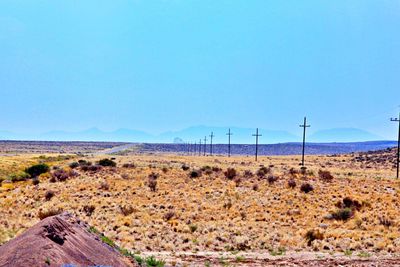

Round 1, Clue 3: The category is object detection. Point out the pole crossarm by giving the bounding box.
[226,128,233,157]
[203,136,207,156]
[299,117,311,166]
[252,128,262,161]
[199,139,202,156]
[209,132,215,155]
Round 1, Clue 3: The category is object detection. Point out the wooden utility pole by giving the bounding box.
[203,136,207,156]
[252,128,262,161]
[209,132,214,155]
[226,128,233,157]
[391,113,400,178]
[194,142,197,156]
[199,139,202,156]
[299,117,311,166]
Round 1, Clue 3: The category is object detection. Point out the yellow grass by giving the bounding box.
[0,153,399,255]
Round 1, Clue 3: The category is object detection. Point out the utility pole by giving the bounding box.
[299,117,311,166]
[203,136,207,156]
[226,128,233,157]
[209,132,214,155]
[194,142,197,156]
[199,139,202,156]
[391,113,400,179]
[252,128,262,161]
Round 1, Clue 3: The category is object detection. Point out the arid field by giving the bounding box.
[0,147,399,266]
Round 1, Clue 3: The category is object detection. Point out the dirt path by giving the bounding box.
[97,143,138,155]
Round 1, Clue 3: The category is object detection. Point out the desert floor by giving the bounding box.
[1,151,399,266]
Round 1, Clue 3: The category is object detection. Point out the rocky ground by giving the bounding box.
[351,147,398,168]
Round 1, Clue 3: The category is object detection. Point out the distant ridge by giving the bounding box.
[0,126,388,144]
[309,128,383,142]
[0,140,396,155]
[136,140,397,156]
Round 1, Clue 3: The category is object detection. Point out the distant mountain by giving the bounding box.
[0,126,388,144]
[309,128,384,143]
[0,131,18,140]
[159,126,299,144]
[39,128,154,142]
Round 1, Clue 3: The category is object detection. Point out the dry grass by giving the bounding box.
[0,152,399,257]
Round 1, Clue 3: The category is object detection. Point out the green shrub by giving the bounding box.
[269,247,286,256]
[51,169,69,182]
[379,216,393,227]
[267,175,278,184]
[148,172,159,192]
[98,158,117,167]
[300,183,314,193]
[318,169,334,182]
[120,205,135,216]
[331,208,354,221]
[224,168,237,180]
[243,170,254,178]
[336,197,362,211]
[257,166,271,178]
[83,205,96,216]
[212,166,222,173]
[78,160,92,166]
[181,164,190,171]
[305,229,324,246]
[122,163,136,168]
[190,170,202,178]
[45,190,55,201]
[69,162,79,169]
[101,234,116,248]
[8,171,30,182]
[163,211,175,221]
[25,164,50,178]
[201,166,213,175]
[145,256,165,267]
[189,224,198,233]
[288,179,296,188]
[32,178,39,185]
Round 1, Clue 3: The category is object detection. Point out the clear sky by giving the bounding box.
[0,0,399,139]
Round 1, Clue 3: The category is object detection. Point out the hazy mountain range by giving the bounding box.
[0,126,389,143]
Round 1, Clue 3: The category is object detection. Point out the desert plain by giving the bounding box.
[0,144,399,266]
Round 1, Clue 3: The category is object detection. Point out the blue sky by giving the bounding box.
[0,0,399,139]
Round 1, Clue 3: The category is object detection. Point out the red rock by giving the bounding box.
[0,213,135,267]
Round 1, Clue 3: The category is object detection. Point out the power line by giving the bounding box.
[252,128,262,161]
[391,112,400,179]
[203,136,207,156]
[199,139,202,156]
[209,132,214,155]
[299,117,311,166]
[226,128,233,157]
